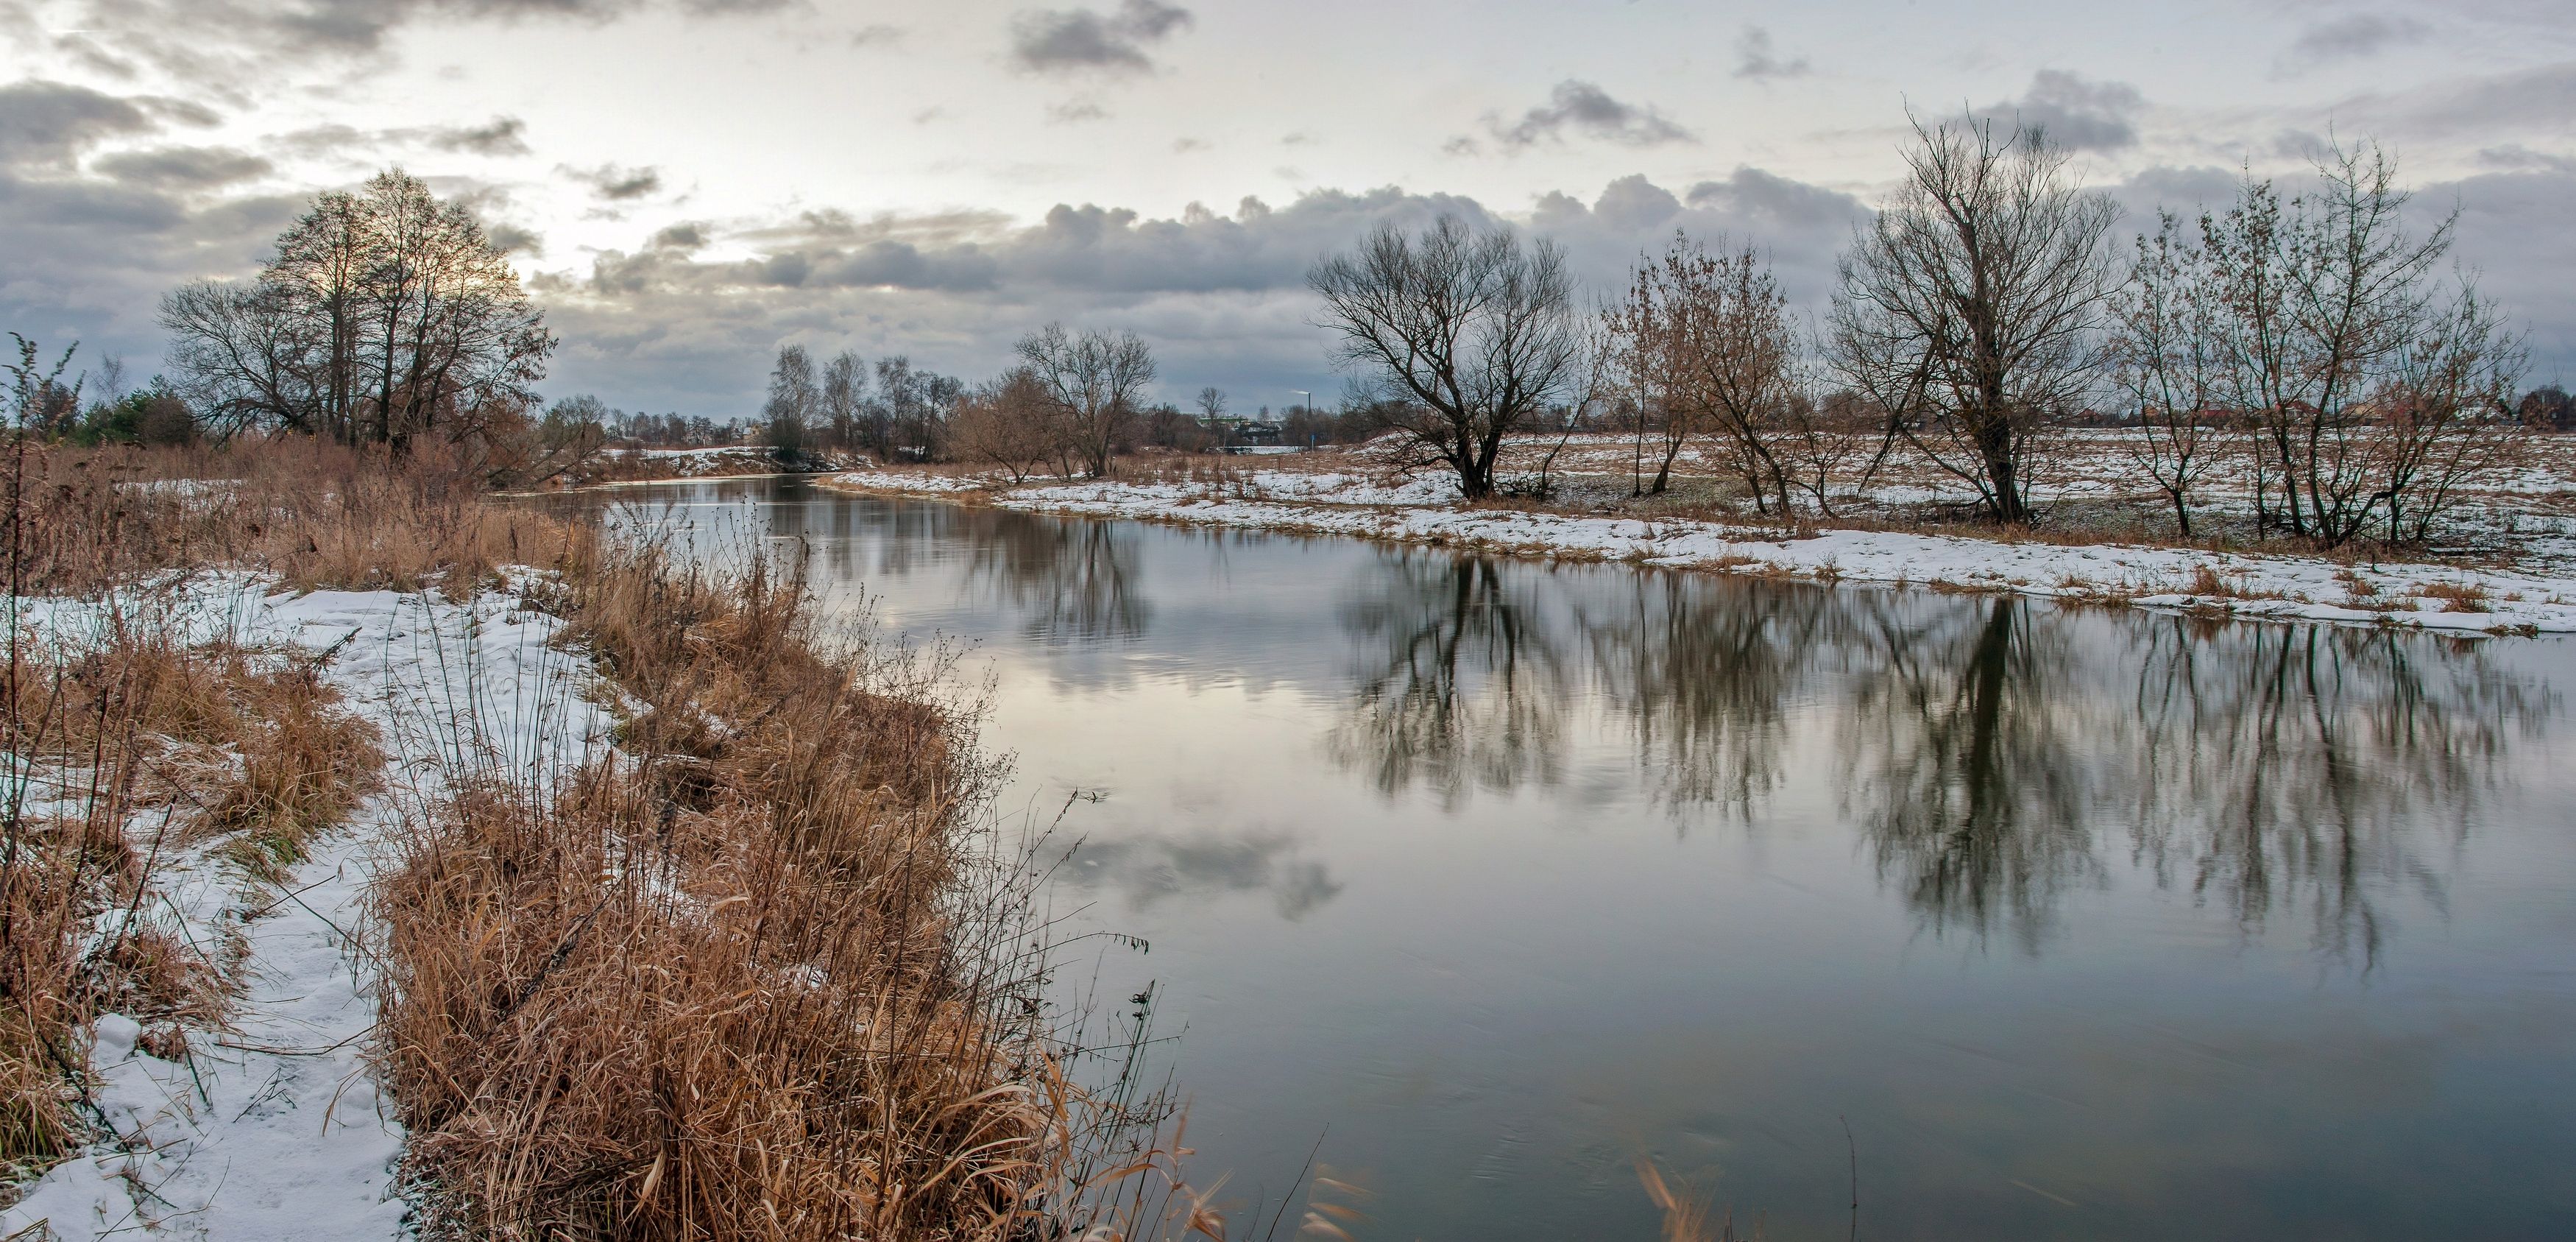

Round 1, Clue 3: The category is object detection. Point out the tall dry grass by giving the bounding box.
[2,435,469,1185]
[15,437,577,597]
[375,530,1209,1240]
[2,622,380,1176]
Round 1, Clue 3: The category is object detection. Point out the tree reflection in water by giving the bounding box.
[1328,549,2550,959]
[958,508,1153,643]
[2117,619,2546,964]
[1329,551,1570,809]
[1839,595,2103,951]
[1579,573,1842,823]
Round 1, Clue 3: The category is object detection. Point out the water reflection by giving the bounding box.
[2117,621,2545,962]
[1065,831,1344,920]
[1326,560,2551,956]
[961,513,1153,643]
[1580,574,1838,822]
[1841,595,2101,950]
[1328,552,1570,808]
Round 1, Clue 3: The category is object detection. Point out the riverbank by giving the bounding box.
[3,445,1176,1241]
[821,465,2576,635]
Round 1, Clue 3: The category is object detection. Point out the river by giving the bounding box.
[581,476,2576,1240]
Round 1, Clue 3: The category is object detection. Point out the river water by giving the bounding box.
[590,476,2576,1240]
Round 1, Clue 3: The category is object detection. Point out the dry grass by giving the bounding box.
[10,439,1217,1238]
[14,438,578,596]
[375,532,1202,1241]
[2,622,380,1177]
[2,436,467,1190]
[2417,580,2492,613]
[1636,1160,1763,1242]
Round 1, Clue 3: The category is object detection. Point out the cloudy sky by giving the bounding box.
[1,0,2569,417]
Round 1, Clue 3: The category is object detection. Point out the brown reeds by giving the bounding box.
[2,434,453,1185]
[15,438,577,597]
[1,623,380,1174]
[375,532,1201,1240]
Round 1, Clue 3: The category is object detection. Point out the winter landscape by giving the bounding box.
[5,1,2576,1240]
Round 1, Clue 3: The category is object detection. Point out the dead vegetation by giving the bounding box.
[16,438,578,597]
[2,618,381,1183]
[375,529,1211,1240]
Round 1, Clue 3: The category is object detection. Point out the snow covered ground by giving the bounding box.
[3,577,610,1241]
[826,468,2576,635]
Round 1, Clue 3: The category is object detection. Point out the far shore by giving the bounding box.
[812,460,2576,638]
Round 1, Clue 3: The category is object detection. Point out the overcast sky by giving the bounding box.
[1,0,2569,417]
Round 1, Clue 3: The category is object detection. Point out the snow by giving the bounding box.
[3,579,611,1241]
[827,469,2576,635]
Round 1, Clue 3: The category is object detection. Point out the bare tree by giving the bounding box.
[1195,387,1227,419]
[1604,233,1707,497]
[1014,324,1156,478]
[762,345,817,462]
[2195,142,2518,547]
[160,168,551,448]
[951,368,1063,483]
[870,356,962,462]
[2375,280,2527,543]
[1611,233,1808,511]
[2110,213,2229,537]
[1310,216,1586,500]
[821,350,867,454]
[1830,116,2120,525]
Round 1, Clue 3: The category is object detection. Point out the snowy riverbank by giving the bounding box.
[824,468,2576,636]
[3,576,609,1242]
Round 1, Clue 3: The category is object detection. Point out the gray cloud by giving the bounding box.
[267,116,533,161]
[485,222,543,255]
[1733,25,1811,82]
[426,115,531,156]
[2368,60,2576,140]
[93,145,273,188]
[651,221,707,249]
[0,81,158,168]
[18,0,774,85]
[564,161,662,200]
[2278,14,2430,75]
[1009,0,1194,77]
[848,23,902,46]
[1981,69,2145,152]
[1485,80,1696,151]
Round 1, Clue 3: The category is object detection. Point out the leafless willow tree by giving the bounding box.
[1015,324,1156,478]
[1830,116,2120,525]
[2110,213,2229,537]
[2198,143,2524,547]
[161,169,553,448]
[1310,216,1587,500]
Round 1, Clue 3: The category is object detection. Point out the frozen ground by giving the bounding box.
[827,464,2576,635]
[3,576,609,1241]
